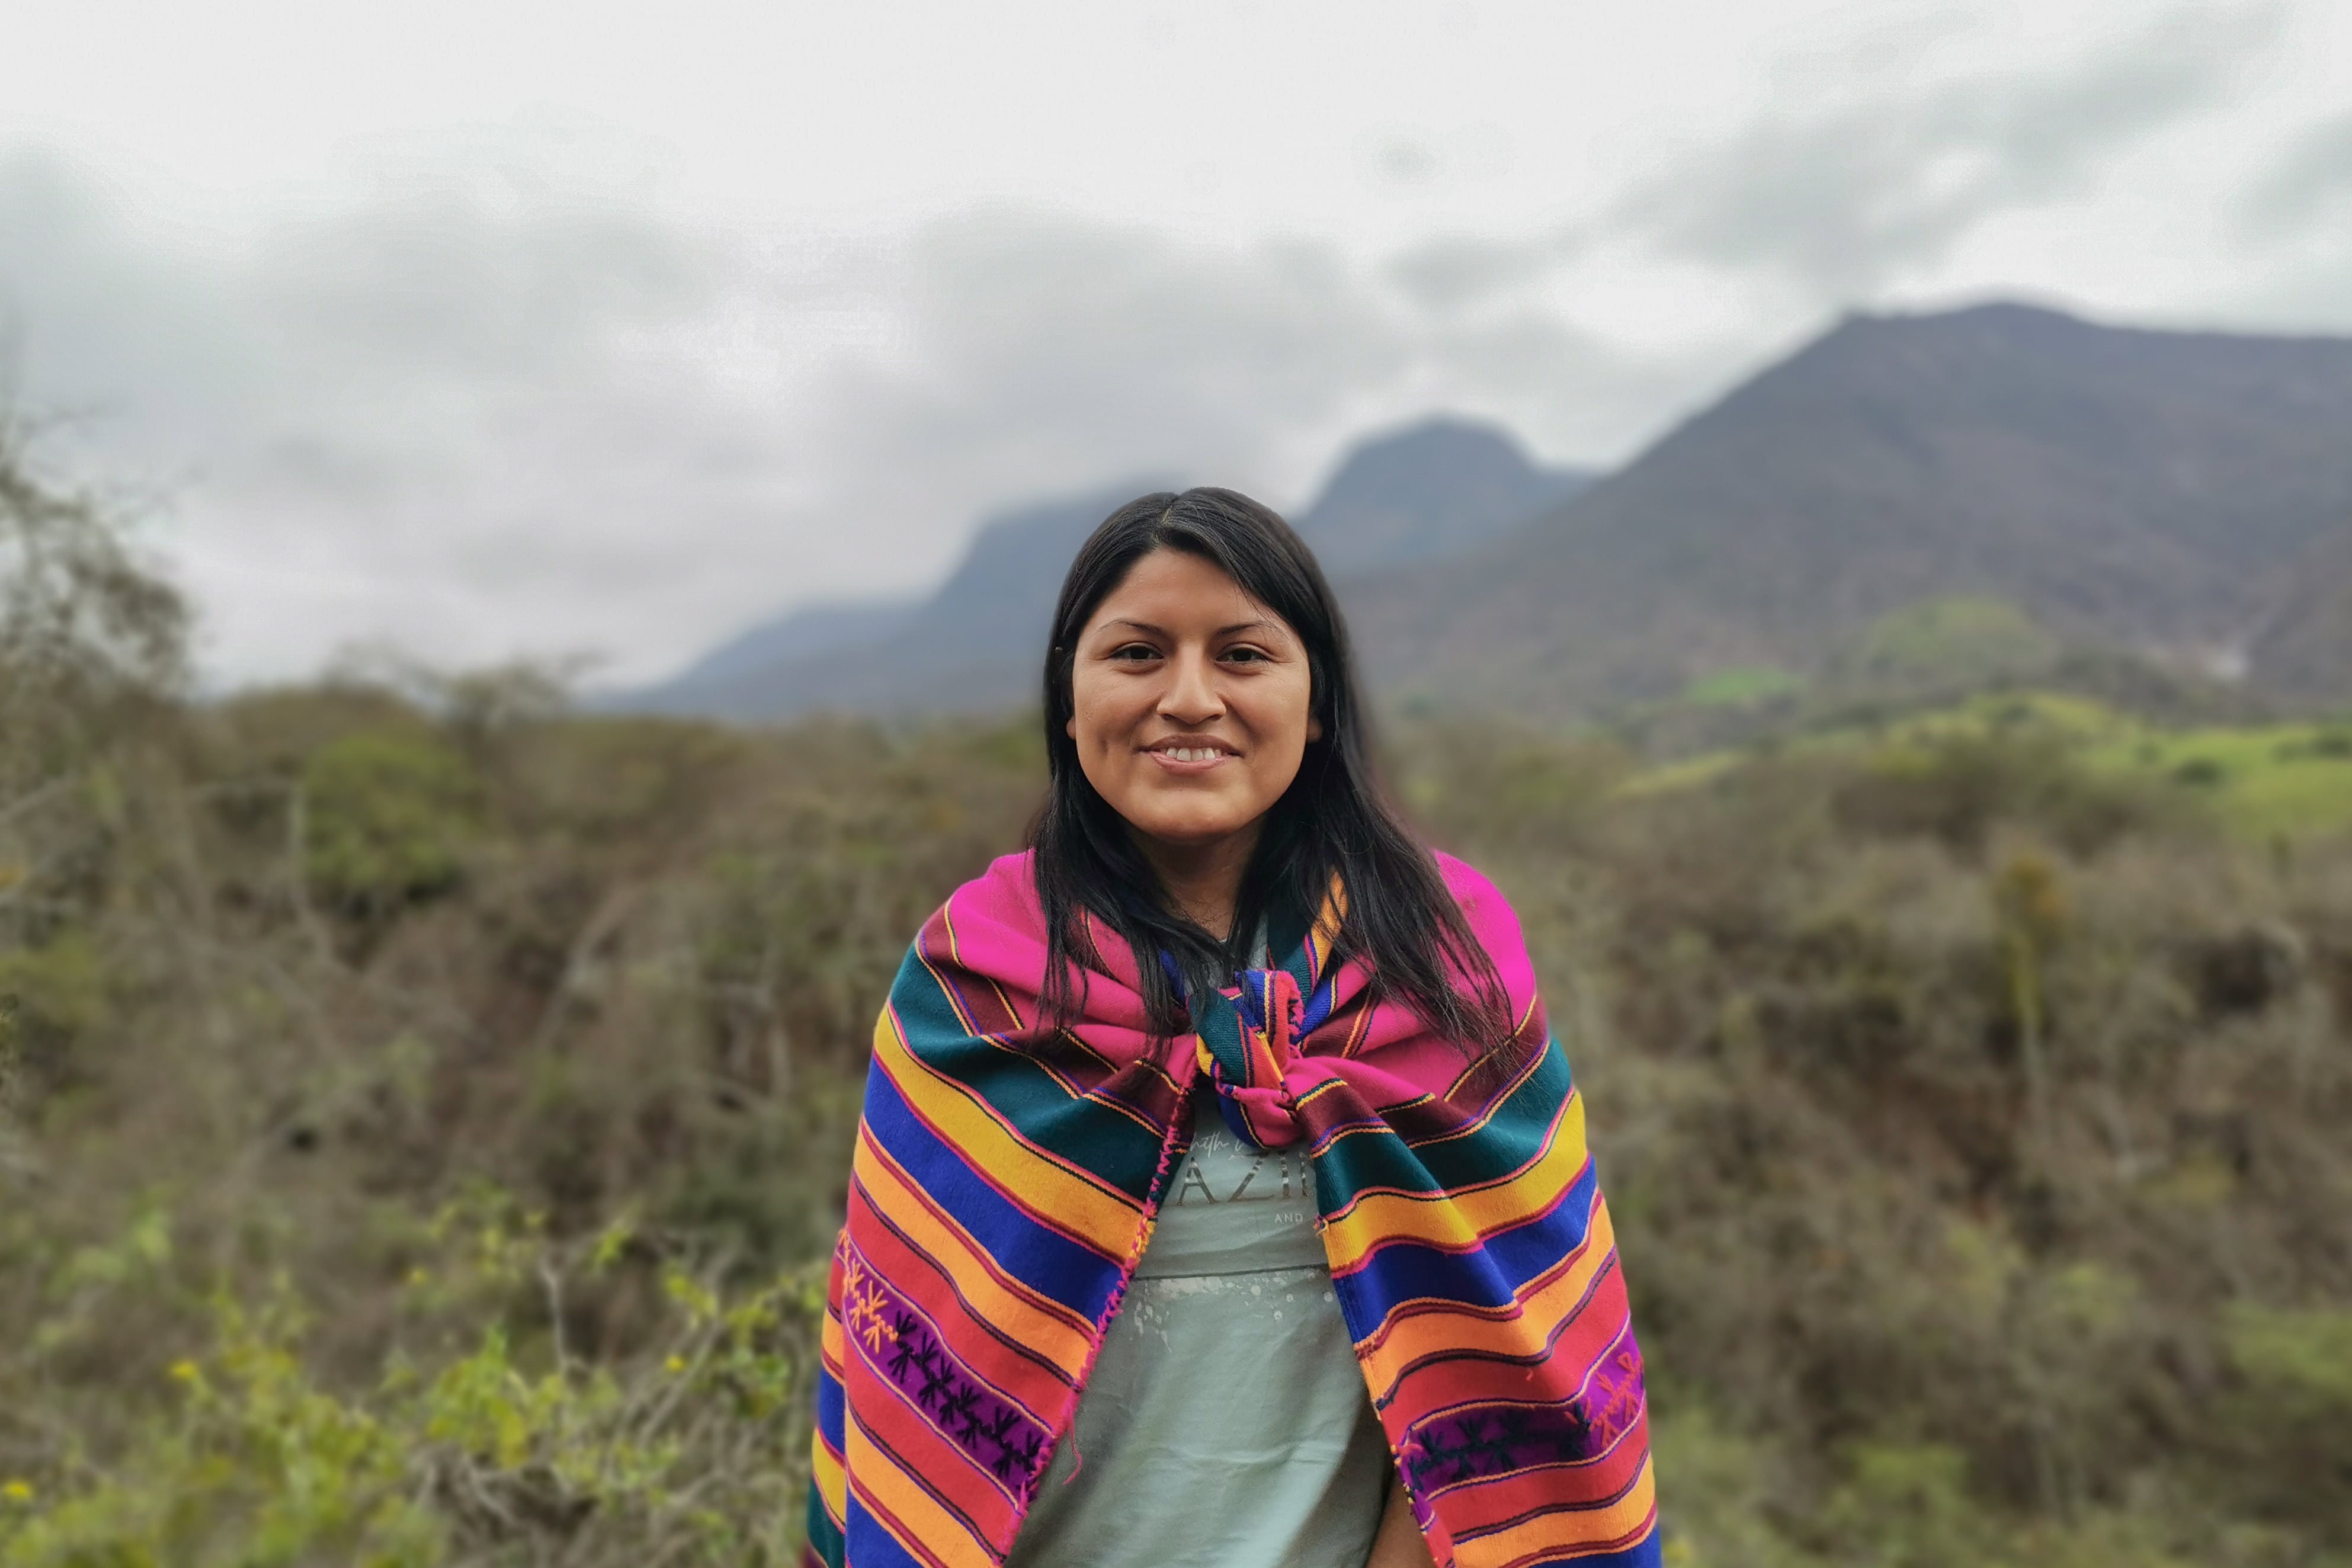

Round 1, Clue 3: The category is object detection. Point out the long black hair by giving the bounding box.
[1032,486,1513,1056]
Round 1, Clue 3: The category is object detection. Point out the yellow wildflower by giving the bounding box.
[168,1359,200,1383]
[1,1479,32,1503]
[664,1354,687,1375]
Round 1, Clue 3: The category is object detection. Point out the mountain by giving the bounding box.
[621,305,2352,726]
[1290,419,1590,576]
[619,418,1589,723]
[1344,303,2352,713]
[2251,524,2352,706]
[619,483,1154,723]
[621,598,919,717]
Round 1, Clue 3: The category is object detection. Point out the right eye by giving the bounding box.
[1107,643,1161,662]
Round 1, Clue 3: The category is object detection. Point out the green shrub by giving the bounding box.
[1831,733,2174,856]
[0,933,105,1088]
[300,732,482,914]
[2171,756,2228,788]
[0,1205,822,1568]
[2217,1306,2352,1533]
[1815,1443,1996,1568]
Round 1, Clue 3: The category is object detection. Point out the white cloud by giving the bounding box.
[0,158,1706,685]
[1609,6,2287,296]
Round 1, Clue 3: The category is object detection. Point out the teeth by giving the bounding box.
[1164,747,1222,762]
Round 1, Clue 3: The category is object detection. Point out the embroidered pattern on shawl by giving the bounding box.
[804,850,1659,1568]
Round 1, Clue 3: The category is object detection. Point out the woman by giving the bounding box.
[803,490,1657,1568]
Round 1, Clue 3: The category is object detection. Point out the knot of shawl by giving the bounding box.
[1187,961,1341,1151]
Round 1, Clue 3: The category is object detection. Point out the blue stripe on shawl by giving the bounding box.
[1502,1537,1663,1567]
[842,1495,928,1568]
[1334,1159,1601,1332]
[1506,1540,1662,1567]
[816,1364,845,1453]
[860,1060,1124,1323]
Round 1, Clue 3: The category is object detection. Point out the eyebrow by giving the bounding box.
[1102,617,1277,636]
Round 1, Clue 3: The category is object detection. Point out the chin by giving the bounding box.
[1134,810,1254,846]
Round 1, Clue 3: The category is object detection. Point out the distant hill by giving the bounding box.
[620,304,2352,726]
[623,598,919,718]
[619,419,1589,723]
[1290,419,1590,576]
[617,483,1152,722]
[2251,523,2352,706]
[1345,303,2352,714]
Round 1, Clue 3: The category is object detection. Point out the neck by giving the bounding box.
[1132,823,1261,941]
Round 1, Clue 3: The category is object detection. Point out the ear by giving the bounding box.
[1307,714,1325,742]
[1065,715,1078,739]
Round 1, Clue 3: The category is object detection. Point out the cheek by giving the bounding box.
[1067,674,1139,763]
[1247,680,1318,787]
[1066,694,1102,748]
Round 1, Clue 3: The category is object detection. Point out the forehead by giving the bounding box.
[1085,548,1292,635]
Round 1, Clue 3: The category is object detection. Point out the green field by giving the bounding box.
[1624,690,2352,841]
[1676,665,1807,708]
[2078,719,2352,839]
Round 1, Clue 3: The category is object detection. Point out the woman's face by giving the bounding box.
[1066,547,1321,854]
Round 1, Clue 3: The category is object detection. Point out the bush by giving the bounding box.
[2216,1306,2352,1533]
[301,732,483,915]
[0,1204,822,1568]
[1831,734,2178,857]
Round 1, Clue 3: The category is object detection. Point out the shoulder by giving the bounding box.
[1430,850,1519,932]
[938,849,1042,929]
[906,848,1055,988]
[975,848,1038,900]
[1429,850,1538,996]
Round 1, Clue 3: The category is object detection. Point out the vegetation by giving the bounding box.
[4,438,2349,1564]
[1629,690,2352,845]
[1827,597,2062,702]
[1678,666,1808,710]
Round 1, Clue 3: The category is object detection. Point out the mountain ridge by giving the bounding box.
[1344,302,2352,713]
[617,302,2352,726]
[620,418,1591,722]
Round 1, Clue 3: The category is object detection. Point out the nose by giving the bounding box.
[1158,646,1224,726]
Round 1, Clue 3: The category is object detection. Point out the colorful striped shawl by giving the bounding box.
[805,849,1659,1568]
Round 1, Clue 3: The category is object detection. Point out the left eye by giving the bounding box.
[1223,647,1270,663]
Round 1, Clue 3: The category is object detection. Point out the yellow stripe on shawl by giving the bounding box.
[1355,1188,1619,1397]
[810,1430,847,1529]
[846,1408,994,1567]
[853,1122,1098,1374]
[1450,1450,1655,1568]
[1310,874,1347,961]
[1319,1091,1588,1273]
[813,1303,848,1528]
[871,1009,1144,1258]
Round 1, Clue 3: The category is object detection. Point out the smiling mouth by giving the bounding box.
[1145,742,1238,764]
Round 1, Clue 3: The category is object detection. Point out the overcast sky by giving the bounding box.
[4,0,2348,685]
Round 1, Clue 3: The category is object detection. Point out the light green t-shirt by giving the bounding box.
[1004,1093,1393,1568]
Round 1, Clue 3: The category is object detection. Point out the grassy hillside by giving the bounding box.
[1627,690,2352,844]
